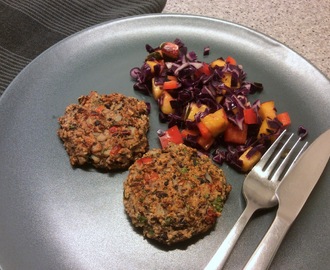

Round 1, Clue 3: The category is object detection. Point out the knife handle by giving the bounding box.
[243,214,290,270]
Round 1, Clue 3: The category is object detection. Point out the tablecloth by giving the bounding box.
[0,0,167,96]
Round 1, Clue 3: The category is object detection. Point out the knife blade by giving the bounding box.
[244,129,330,270]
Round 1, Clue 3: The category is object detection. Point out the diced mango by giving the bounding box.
[151,78,163,100]
[257,119,277,139]
[216,96,224,103]
[239,146,262,172]
[210,58,226,68]
[187,103,208,121]
[146,60,164,74]
[200,108,229,137]
[259,100,276,120]
[222,72,232,87]
[146,60,158,73]
[160,91,175,115]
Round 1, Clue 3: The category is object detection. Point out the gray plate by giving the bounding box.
[0,14,329,270]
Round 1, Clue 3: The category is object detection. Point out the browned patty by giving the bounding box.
[58,91,149,170]
[123,143,231,245]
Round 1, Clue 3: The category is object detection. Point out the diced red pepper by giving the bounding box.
[181,129,199,139]
[197,122,213,140]
[196,122,215,150]
[196,62,211,77]
[136,157,154,167]
[144,171,159,182]
[276,112,291,127]
[166,75,178,81]
[197,135,215,150]
[225,56,237,66]
[181,128,214,150]
[205,208,218,224]
[159,125,183,148]
[110,145,122,155]
[95,105,105,114]
[109,126,119,133]
[163,80,180,90]
[224,122,248,144]
[243,108,258,124]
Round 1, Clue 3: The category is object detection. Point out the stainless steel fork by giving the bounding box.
[204,130,308,270]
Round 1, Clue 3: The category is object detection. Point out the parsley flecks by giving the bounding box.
[212,196,224,212]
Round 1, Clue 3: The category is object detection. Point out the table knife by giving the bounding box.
[244,129,330,270]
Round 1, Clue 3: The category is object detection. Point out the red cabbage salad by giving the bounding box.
[130,39,307,172]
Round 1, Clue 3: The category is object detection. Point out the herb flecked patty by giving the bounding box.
[58,91,149,170]
[123,143,231,245]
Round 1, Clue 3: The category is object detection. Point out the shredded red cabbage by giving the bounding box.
[130,39,307,172]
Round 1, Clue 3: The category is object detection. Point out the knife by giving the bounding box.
[244,129,330,270]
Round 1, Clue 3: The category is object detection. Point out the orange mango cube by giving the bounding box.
[258,119,277,139]
[210,58,226,68]
[151,78,163,100]
[200,108,229,137]
[146,60,164,74]
[259,100,276,120]
[187,103,208,121]
[222,72,232,87]
[239,146,262,172]
[160,91,175,115]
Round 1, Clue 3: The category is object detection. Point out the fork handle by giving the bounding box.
[243,215,290,270]
[204,202,258,270]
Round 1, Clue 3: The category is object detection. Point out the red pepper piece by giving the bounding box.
[276,112,291,127]
[110,145,122,155]
[136,157,154,167]
[163,80,180,90]
[224,122,248,145]
[158,125,183,148]
[225,56,237,65]
[196,62,211,77]
[243,108,258,124]
[197,122,213,141]
[197,135,215,150]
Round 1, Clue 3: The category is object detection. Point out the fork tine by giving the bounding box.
[270,136,300,182]
[269,135,308,182]
[270,136,300,181]
[263,133,294,177]
[254,129,287,170]
[281,141,308,179]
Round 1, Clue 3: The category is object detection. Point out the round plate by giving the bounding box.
[0,14,329,270]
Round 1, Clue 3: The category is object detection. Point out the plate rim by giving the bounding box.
[1,13,329,104]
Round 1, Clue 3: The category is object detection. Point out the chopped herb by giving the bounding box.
[180,167,188,174]
[212,196,224,212]
[148,228,155,236]
[192,157,199,166]
[137,214,147,224]
[164,217,173,226]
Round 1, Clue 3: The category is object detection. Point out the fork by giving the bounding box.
[204,130,308,270]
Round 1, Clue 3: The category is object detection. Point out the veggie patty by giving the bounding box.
[123,143,231,245]
[58,91,149,170]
